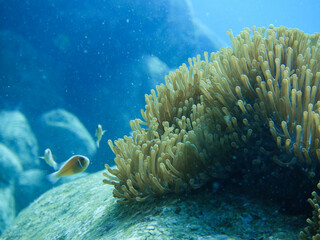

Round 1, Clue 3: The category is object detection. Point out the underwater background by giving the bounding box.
[0,0,319,237]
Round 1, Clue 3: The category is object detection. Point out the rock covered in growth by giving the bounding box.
[0,171,303,240]
[0,111,39,170]
[37,109,96,162]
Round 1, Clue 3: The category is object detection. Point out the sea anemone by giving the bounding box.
[103,24,320,215]
[301,181,320,239]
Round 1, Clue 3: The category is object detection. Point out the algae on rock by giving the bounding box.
[0,171,304,240]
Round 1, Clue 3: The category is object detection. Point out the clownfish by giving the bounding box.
[95,124,106,148]
[48,155,90,183]
[40,148,58,170]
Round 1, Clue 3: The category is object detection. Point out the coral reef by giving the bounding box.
[103,25,320,205]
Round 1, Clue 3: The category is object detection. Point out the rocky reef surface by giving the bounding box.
[0,171,305,240]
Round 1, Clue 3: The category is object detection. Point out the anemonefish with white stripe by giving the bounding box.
[95,124,106,148]
[40,148,58,170]
[48,155,90,183]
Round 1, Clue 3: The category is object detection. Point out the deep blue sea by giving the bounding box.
[0,0,319,236]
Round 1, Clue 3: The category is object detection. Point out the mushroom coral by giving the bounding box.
[103,25,320,218]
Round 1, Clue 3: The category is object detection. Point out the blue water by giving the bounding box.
[190,0,320,45]
[0,1,319,232]
[0,0,222,172]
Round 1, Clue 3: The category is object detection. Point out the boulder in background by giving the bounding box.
[0,144,23,185]
[0,111,39,170]
[36,109,97,165]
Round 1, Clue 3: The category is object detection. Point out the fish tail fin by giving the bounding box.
[47,172,60,184]
[96,140,100,148]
